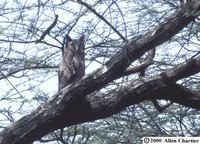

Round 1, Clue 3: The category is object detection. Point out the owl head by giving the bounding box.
[64,35,84,52]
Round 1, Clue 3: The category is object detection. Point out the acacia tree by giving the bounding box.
[0,0,200,143]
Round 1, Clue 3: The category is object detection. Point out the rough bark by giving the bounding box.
[1,1,200,144]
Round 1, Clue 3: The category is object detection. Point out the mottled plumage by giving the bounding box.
[58,35,85,91]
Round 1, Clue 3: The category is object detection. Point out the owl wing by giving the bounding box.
[58,61,70,91]
[58,49,75,90]
[58,65,63,91]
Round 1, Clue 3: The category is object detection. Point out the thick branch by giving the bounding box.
[161,56,200,82]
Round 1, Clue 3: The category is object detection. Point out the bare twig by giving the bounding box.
[151,100,173,113]
[124,48,155,76]
[37,15,58,43]
[77,0,126,41]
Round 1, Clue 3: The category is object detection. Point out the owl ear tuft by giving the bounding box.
[79,35,84,42]
[66,35,73,42]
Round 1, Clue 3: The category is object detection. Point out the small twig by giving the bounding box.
[124,48,155,76]
[77,0,126,41]
[152,99,163,113]
[37,14,58,43]
[0,71,32,107]
[71,125,78,144]
[152,100,173,113]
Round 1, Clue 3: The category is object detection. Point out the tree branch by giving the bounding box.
[2,54,200,144]
[37,15,58,43]
[124,48,155,76]
[77,0,126,41]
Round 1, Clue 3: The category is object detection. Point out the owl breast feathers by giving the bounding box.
[58,35,85,91]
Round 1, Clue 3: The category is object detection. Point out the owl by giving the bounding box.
[58,35,85,91]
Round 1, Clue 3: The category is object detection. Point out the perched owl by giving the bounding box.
[58,35,85,91]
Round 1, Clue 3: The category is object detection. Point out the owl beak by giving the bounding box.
[75,45,78,51]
